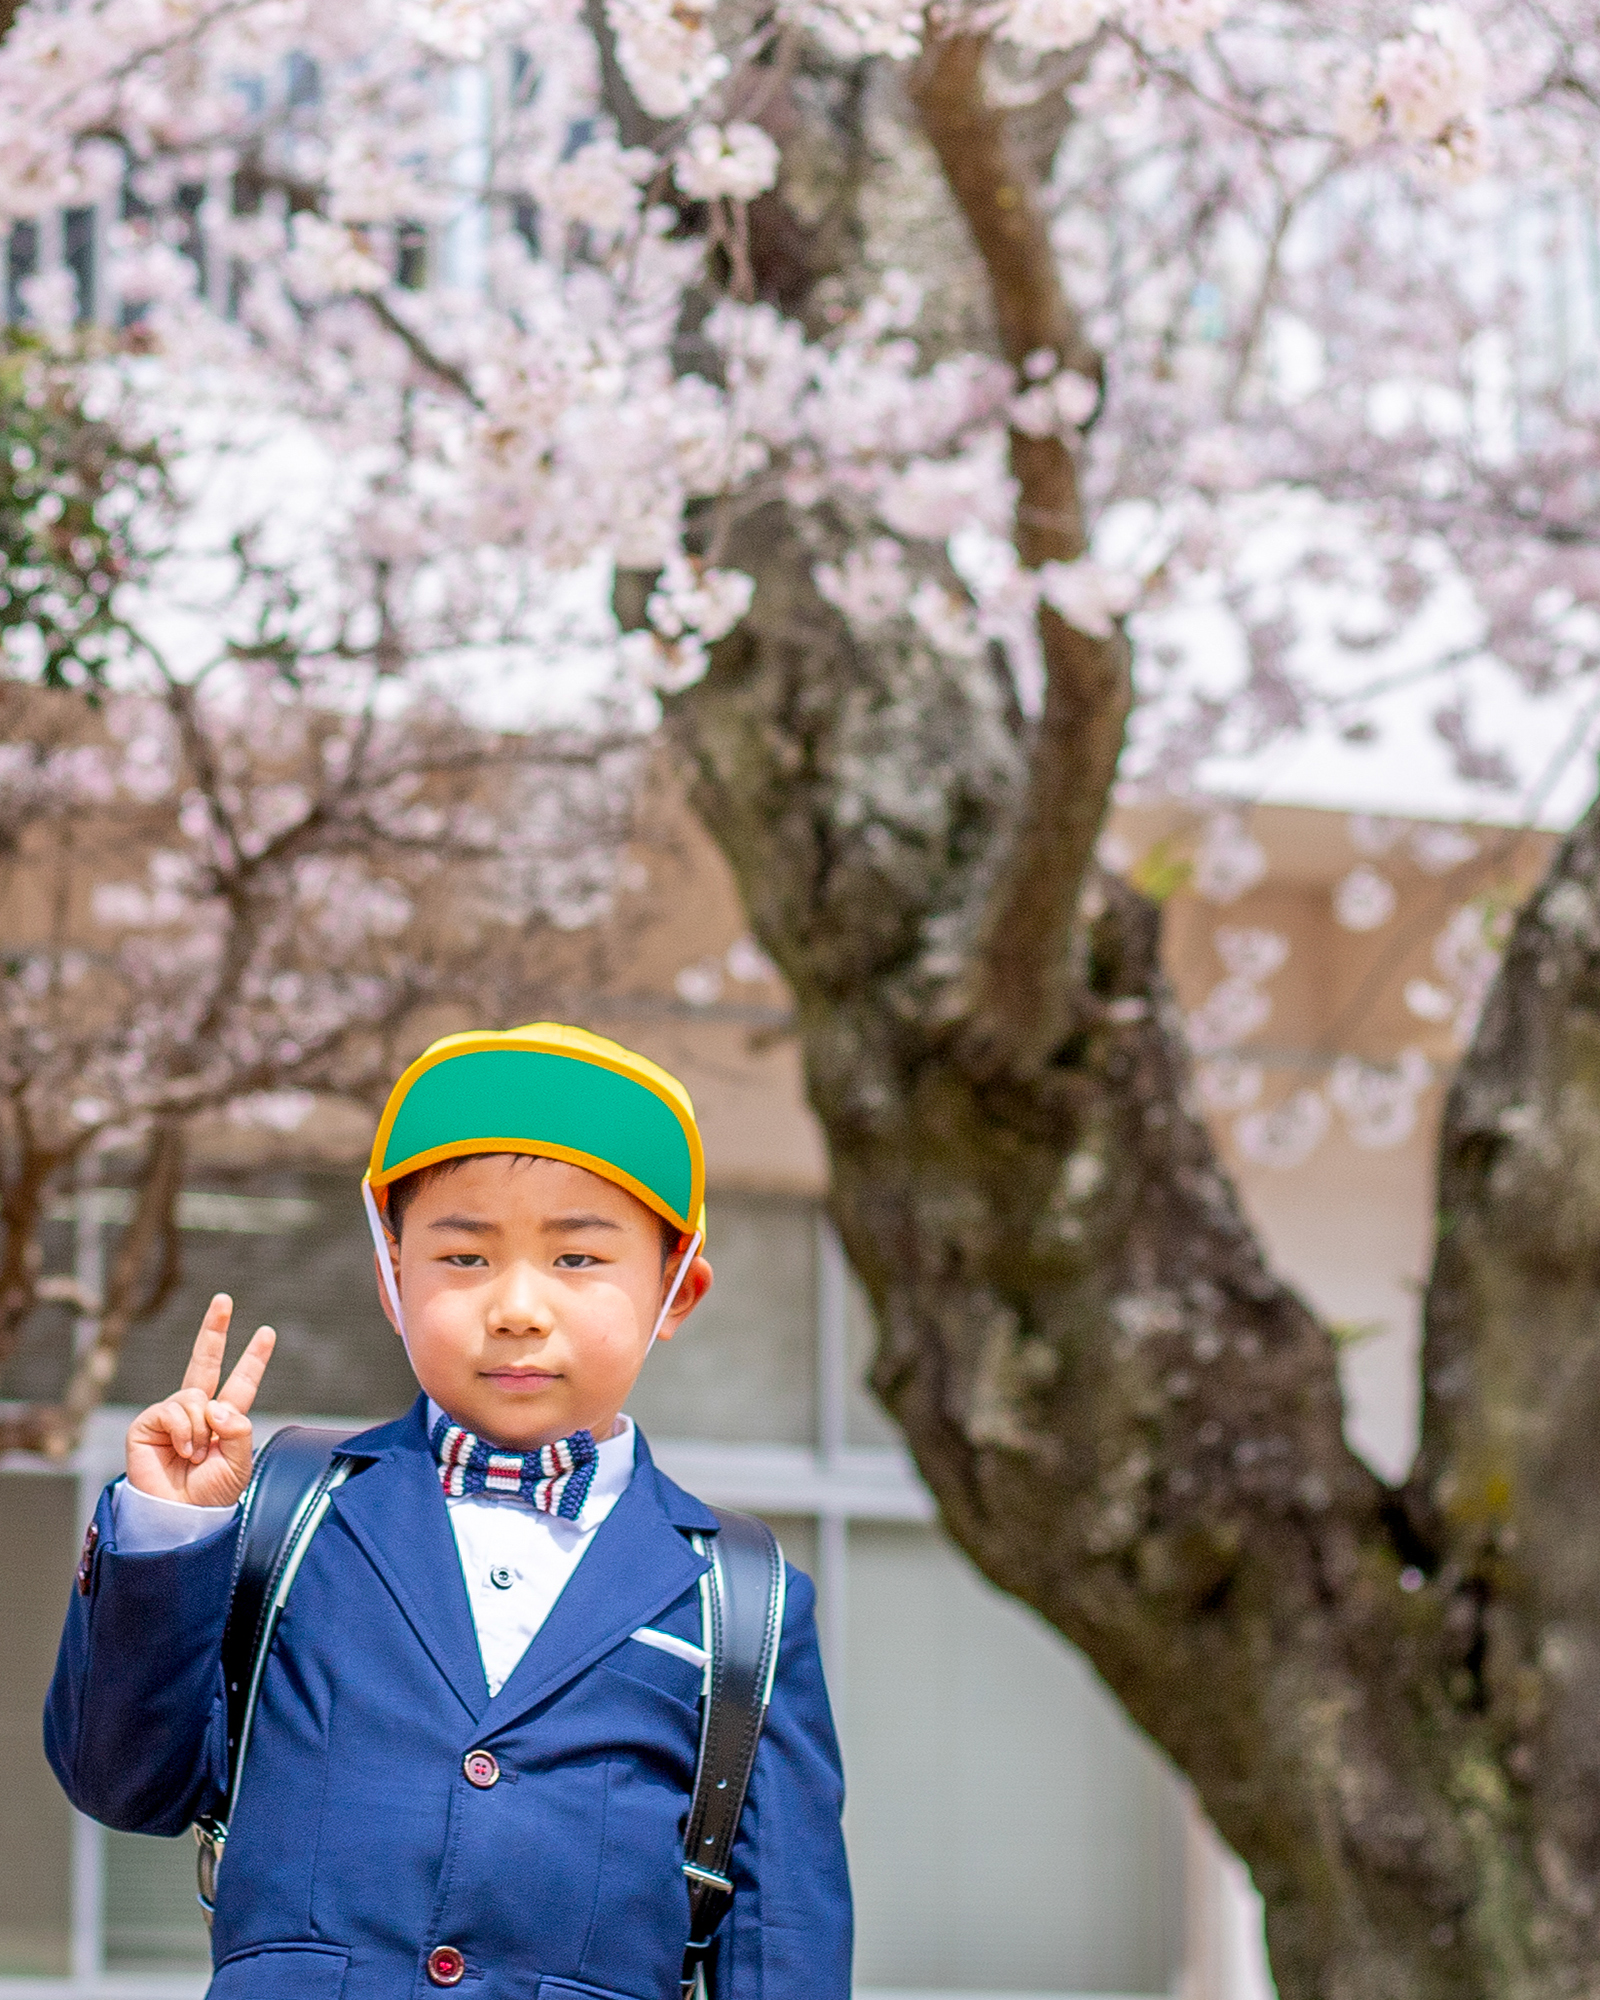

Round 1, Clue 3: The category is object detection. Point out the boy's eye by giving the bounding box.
[553,1252,599,1269]
[442,1252,489,1268]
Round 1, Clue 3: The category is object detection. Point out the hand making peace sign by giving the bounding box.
[125,1294,277,1508]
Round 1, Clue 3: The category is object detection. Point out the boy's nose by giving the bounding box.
[486,1264,555,1335]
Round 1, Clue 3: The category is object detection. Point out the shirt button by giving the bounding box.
[489,1565,514,1590]
[427,1945,466,1987]
[463,1749,501,1789]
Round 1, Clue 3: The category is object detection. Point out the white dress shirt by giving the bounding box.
[112,1408,638,1699]
[424,1402,635,1694]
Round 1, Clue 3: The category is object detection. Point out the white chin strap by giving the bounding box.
[363,1179,408,1350]
[648,1230,702,1355]
[366,1177,698,1360]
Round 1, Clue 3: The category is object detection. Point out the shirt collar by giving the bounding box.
[425,1400,636,1527]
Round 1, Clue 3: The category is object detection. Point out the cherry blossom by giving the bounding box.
[1349,815,1407,856]
[1328,1049,1433,1149]
[1214,926,1290,984]
[1123,0,1233,51]
[1235,1089,1331,1170]
[286,215,389,298]
[998,0,1107,54]
[1196,1055,1264,1113]
[647,557,757,645]
[1410,824,1479,874]
[1333,865,1399,932]
[1341,6,1490,178]
[676,123,780,203]
[544,140,655,236]
[1008,369,1099,440]
[1194,815,1269,904]
[724,934,778,984]
[606,0,725,116]
[674,959,725,1006]
[814,540,915,630]
[1038,557,1140,638]
[788,0,924,60]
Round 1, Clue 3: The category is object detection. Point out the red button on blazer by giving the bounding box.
[427,1945,466,1987]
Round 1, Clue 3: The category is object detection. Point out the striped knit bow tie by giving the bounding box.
[430,1414,599,1520]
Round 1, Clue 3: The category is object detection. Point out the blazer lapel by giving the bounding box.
[485,1440,710,1728]
[328,1397,489,1722]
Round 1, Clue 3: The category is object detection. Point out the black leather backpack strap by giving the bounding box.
[680,1507,786,2000]
[194,1423,360,1921]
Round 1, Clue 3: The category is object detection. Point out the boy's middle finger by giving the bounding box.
[217,1325,276,1418]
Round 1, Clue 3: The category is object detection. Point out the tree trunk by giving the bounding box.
[672,502,1600,2000]
[624,28,1600,1998]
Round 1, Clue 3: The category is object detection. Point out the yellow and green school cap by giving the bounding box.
[366,1022,706,1241]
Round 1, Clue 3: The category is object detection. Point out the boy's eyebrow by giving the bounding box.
[423,1211,626,1235]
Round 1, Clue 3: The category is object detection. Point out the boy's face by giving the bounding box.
[375,1154,711,1449]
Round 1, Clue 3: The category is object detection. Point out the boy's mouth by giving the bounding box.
[480,1367,560,1390]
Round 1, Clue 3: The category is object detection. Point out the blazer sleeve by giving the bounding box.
[714,1563,852,2000]
[43,1479,237,1835]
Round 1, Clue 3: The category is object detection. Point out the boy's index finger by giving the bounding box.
[178,1294,233,1395]
[218,1325,276,1417]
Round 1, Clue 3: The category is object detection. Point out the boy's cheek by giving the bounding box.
[405,1293,484,1365]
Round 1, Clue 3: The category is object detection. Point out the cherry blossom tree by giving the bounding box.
[0,347,639,1457]
[2,0,1600,1987]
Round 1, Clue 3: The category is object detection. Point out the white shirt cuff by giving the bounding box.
[112,1477,239,1553]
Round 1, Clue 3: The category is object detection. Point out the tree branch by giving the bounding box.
[911,33,1132,1072]
[363,293,484,409]
[0,1117,72,1370]
[0,1120,185,1458]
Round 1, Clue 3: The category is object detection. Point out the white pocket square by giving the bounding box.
[629,1626,708,1669]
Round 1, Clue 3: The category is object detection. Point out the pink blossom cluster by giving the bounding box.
[0,0,1577,730]
[0,643,633,1164]
[0,0,1592,1193]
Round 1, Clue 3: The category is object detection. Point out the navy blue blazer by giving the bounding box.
[45,1399,852,2000]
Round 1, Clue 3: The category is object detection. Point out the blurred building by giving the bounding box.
[0,797,1550,1999]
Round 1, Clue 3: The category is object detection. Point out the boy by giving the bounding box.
[45,1023,852,2000]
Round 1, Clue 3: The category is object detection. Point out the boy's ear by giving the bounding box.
[653,1252,712,1343]
[373,1241,404,1338]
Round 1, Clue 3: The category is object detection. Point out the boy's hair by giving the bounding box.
[384,1154,683,1265]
